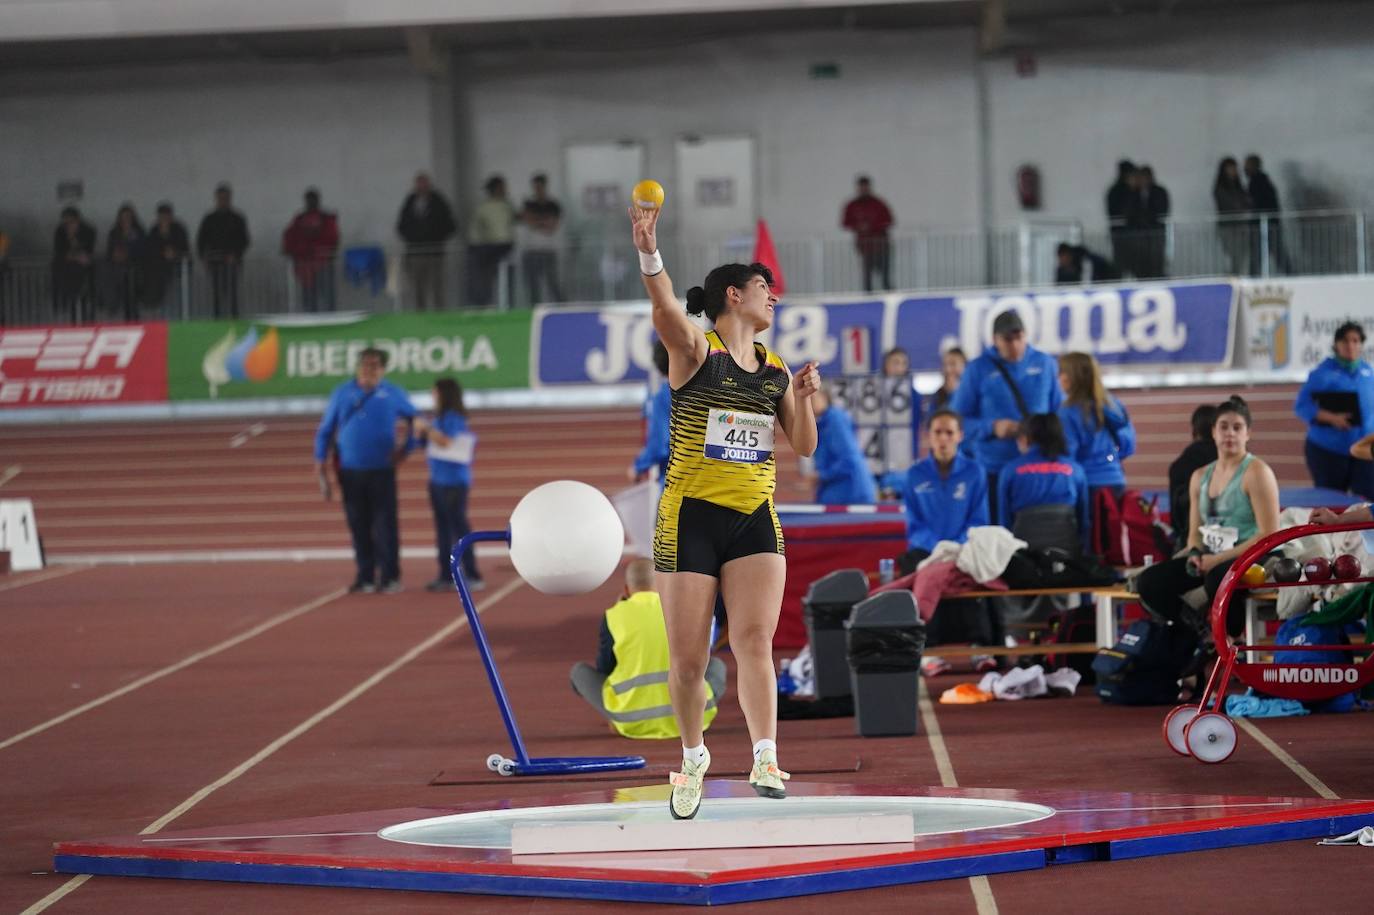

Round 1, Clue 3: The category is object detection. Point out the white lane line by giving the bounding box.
[0,564,91,593]
[28,576,523,913]
[19,874,91,915]
[140,574,523,839]
[228,423,267,449]
[0,464,21,487]
[144,831,376,844]
[1233,717,1341,799]
[0,588,346,752]
[917,679,999,915]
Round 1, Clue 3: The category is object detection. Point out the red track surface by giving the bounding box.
[4,382,1370,914]
[2,383,1310,558]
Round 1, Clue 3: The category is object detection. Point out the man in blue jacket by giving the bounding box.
[950,310,1062,517]
[314,347,416,593]
[903,410,988,557]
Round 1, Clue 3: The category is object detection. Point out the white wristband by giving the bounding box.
[639,250,664,276]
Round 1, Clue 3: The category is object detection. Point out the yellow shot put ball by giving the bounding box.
[633,179,665,210]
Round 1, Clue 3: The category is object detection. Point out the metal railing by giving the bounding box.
[2,209,1370,325]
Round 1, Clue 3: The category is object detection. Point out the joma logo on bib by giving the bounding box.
[706,408,775,463]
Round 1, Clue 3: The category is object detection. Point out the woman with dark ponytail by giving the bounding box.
[995,413,1090,545]
[630,198,820,820]
[1135,396,1280,695]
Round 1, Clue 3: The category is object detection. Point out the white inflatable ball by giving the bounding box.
[508,481,625,595]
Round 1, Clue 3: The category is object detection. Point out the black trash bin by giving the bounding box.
[802,569,869,699]
[845,591,926,737]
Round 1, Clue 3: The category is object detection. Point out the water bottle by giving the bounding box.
[879,558,895,585]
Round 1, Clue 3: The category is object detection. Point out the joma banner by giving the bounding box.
[530,280,1238,386]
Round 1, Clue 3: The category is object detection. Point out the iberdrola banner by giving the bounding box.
[166,311,531,400]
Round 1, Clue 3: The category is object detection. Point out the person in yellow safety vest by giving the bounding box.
[570,558,726,739]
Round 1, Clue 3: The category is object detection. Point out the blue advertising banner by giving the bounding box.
[530,280,1238,386]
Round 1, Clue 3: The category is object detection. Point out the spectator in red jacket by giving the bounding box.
[282,188,340,312]
[841,175,894,293]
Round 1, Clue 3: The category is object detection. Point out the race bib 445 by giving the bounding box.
[705,409,775,463]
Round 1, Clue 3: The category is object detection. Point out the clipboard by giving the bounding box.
[1315,391,1361,424]
[427,431,476,464]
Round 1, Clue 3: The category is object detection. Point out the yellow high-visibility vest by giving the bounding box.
[602,591,718,739]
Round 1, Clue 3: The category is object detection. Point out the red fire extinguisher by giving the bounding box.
[1017,165,1041,211]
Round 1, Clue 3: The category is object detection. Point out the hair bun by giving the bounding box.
[1228,395,1247,407]
[685,286,706,316]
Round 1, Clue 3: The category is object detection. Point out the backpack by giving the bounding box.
[1092,489,1173,566]
[1271,617,1358,713]
[1092,619,1198,705]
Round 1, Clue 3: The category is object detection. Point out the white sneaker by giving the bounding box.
[669,748,711,820]
[921,656,951,677]
[749,748,790,799]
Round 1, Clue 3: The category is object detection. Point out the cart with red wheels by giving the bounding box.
[1163,520,1374,763]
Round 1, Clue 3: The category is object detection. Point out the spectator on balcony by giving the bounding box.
[1213,157,1251,276]
[1054,243,1120,285]
[841,175,894,293]
[1105,160,1135,274]
[196,183,250,318]
[104,204,145,320]
[141,203,190,311]
[52,207,97,323]
[397,171,458,310]
[1244,154,1288,276]
[1126,165,1169,279]
[520,173,564,304]
[467,175,517,307]
[282,188,340,312]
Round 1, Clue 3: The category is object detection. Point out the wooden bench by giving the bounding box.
[934,585,1138,652]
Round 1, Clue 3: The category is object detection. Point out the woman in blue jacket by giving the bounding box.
[997,413,1090,547]
[1056,352,1136,504]
[808,387,877,505]
[904,410,988,558]
[1295,321,1374,498]
[417,377,482,593]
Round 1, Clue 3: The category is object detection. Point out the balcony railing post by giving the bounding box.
[1260,217,1271,279]
[1357,211,1368,275]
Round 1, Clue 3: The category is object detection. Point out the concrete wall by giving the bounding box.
[0,56,434,254]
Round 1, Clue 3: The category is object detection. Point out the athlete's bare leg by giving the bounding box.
[656,569,718,747]
[718,552,786,744]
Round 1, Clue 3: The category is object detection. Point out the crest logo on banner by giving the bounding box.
[1244,284,1293,370]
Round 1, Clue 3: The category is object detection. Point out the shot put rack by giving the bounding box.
[1164,521,1374,763]
[451,531,646,777]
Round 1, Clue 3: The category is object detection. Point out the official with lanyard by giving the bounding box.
[949,310,1062,519]
[314,347,416,593]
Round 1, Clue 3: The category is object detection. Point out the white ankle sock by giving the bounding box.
[682,743,708,765]
[752,738,776,760]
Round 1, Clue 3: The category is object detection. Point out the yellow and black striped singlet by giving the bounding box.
[660,330,790,514]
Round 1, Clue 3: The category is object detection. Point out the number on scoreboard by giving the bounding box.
[830,373,916,477]
[0,499,44,571]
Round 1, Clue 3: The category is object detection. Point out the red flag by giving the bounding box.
[752,218,786,296]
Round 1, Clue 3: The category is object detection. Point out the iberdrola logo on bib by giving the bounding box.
[718,412,734,424]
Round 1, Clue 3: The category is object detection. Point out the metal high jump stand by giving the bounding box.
[451,530,646,777]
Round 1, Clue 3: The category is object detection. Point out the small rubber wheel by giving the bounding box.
[497,758,517,777]
[1164,705,1200,757]
[486,753,504,772]
[1185,712,1238,764]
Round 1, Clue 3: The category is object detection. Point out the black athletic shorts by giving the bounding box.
[653,496,785,576]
